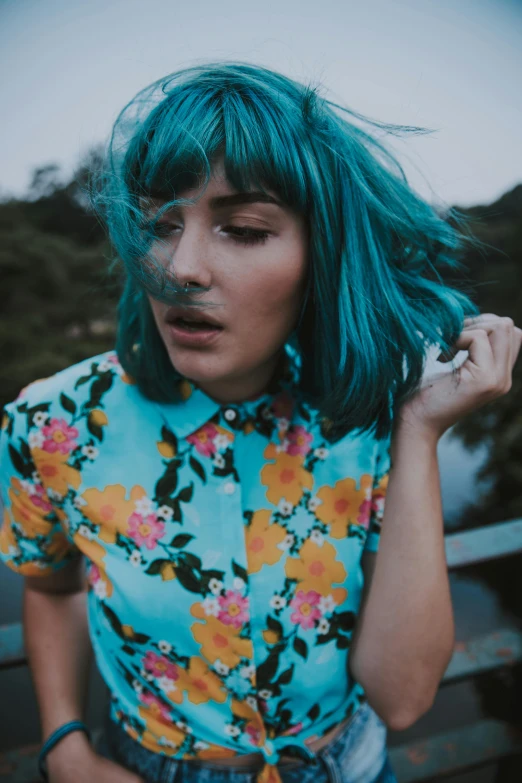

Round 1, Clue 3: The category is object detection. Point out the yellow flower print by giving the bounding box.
[243,420,255,435]
[315,475,373,538]
[80,484,147,544]
[178,379,193,400]
[136,704,187,755]
[160,562,176,581]
[285,538,347,606]
[231,697,267,749]
[0,508,17,557]
[31,448,81,496]
[72,531,113,597]
[7,478,54,537]
[184,656,228,705]
[190,603,253,668]
[157,440,176,459]
[46,530,73,562]
[262,629,280,645]
[244,509,287,573]
[261,443,313,506]
[89,409,108,427]
[194,743,239,762]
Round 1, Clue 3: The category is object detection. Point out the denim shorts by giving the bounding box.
[94,701,398,783]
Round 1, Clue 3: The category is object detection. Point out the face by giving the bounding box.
[145,158,308,403]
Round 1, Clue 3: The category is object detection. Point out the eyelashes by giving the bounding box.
[224,226,270,246]
[148,222,270,246]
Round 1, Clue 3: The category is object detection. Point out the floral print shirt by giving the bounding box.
[0,346,391,783]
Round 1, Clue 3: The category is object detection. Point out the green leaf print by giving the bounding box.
[266,615,284,635]
[177,483,194,503]
[277,664,295,685]
[231,560,248,584]
[155,460,180,498]
[175,562,203,594]
[293,636,308,660]
[60,392,77,415]
[170,533,195,548]
[9,443,32,478]
[189,455,206,484]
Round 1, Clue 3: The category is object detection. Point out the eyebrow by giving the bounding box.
[149,190,283,211]
[208,192,283,209]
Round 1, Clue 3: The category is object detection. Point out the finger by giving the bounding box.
[439,316,513,364]
[469,319,513,387]
[452,328,495,379]
[438,315,497,362]
[512,326,522,369]
[462,314,504,329]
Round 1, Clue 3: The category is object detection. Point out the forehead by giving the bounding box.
[144,165,284,213]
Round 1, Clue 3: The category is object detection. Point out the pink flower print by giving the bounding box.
[187,423,219,457]
[42,418,79,455]
[282,722,303,737]
[88,563,101,587]
[286,426,312,457]
[371,492,385,522]
[289,589,322,630]
[31,484,53,514]
[127,512,165,549]
[217,590,250,629]
[143,651,179,680]
[357,498,372,529]
[140,691,171,722]
[272,391,294,420]
[245,723,262,747]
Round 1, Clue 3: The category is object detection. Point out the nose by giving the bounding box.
[167,223,213,291]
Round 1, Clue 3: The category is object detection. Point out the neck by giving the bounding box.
[196,351,286,405]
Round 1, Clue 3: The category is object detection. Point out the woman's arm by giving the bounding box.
[23,557,94,765]
[349,425,455,730]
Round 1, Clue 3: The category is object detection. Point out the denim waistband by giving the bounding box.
[98,700,393,783]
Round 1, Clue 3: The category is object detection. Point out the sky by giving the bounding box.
[1,0,521,209]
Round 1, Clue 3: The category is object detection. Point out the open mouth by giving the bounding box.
[170,317,223,332]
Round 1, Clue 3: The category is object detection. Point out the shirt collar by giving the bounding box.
[155,342,302,440]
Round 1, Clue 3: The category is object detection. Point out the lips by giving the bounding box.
[165,307,224,330]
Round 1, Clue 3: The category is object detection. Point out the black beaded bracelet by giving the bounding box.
[38,720,92,781]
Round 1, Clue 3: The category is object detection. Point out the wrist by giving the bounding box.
[45,729,92,761]
[391,419,440,462]
[40,722,93,779]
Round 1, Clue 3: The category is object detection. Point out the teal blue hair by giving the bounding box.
[92,60,485,440]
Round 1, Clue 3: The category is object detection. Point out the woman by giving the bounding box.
[1,61,520,783]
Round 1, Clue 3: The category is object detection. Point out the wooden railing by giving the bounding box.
[1,519,522,782]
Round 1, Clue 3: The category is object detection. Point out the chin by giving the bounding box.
[166,347,232,385]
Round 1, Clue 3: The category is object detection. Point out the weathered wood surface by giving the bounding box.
[389,719,522,782]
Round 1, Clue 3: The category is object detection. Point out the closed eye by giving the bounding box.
[222,226,270,246]
[148,222,270,246]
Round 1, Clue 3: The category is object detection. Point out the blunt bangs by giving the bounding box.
[92,60,488,440]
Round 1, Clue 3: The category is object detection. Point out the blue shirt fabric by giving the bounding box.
[0,346,392,783]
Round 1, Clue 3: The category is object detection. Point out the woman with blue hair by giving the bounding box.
[1,61,520,783]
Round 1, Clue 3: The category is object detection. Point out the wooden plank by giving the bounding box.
[389,719,522,782]
[445,518,522,568]
[0,741,40,782]
[442,627,522,683]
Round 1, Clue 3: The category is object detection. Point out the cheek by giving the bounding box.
[236,250,307,317]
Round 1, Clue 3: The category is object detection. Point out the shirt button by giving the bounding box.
[223,482,236,495]
[224,408,237,422]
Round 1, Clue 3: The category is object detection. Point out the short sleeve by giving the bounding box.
[363,431,392,553]
[0,399,80,576]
